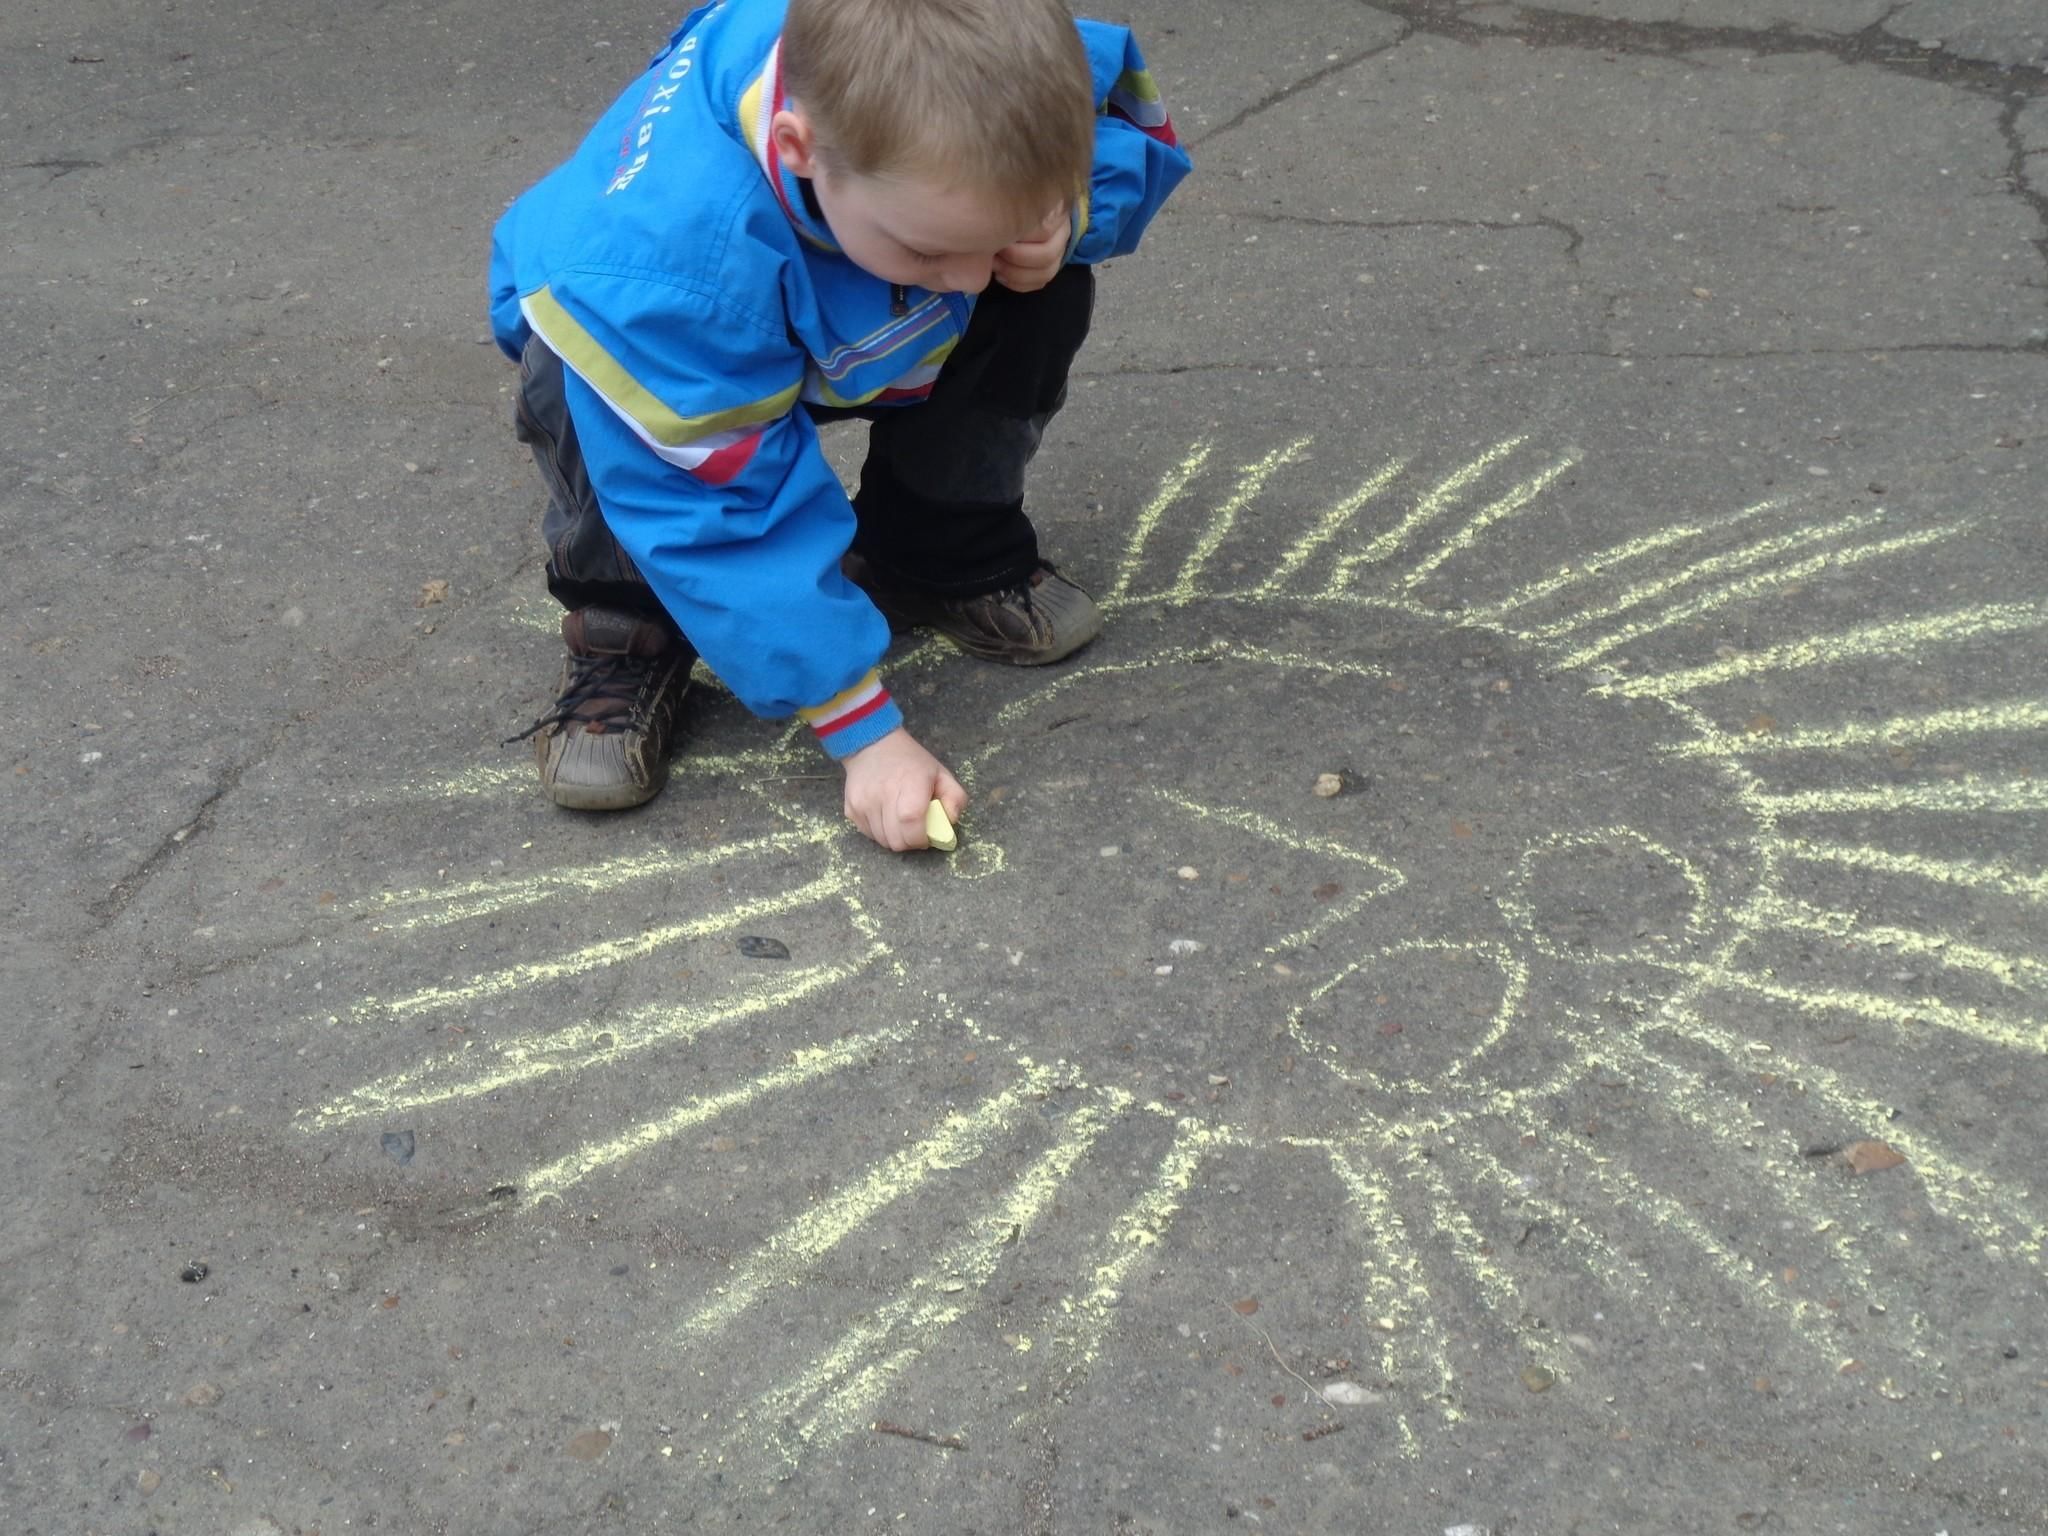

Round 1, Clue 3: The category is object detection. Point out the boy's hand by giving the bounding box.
[842,727,968,852]
[993,205,1070,294]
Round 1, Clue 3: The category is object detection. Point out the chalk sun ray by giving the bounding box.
[1591,1021,1928,1343]
[1323,1142,1460,1452]
[1255,456,1409,596]
[732,1095,1122,1474]
[1546,523,1961,676]
[1398,451,1582,592]
[678,1065,1059,1341]
[1651,1001,2046,1266]
[346,873,846,1020]
[1442,1137,1656,1303]
[1506,1105,1859,1376]
[517,1017,929,1202]
[1606,602,2048,701]
[1520,508,1888,644]
[1748,893,2047,994]
[1781,838,2048,905]
[367,829,828,931]
[1029,1119,1229,1417]
[1704,964,2047,1055]
[300,948,887,1129]
[1663,699,2048,762]
[1752,776,2048,817]
[1107,440,1216,601]
[1327,437,1528,594]
[1165,435,1315,602]
[1394,1143,1574,1375]
[1469,495,1790,626]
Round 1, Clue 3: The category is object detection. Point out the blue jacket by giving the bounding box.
[490,0,1190,755]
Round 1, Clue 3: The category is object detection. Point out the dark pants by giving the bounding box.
[513,264,1095,636]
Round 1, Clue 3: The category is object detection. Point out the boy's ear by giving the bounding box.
[770,106,822,178]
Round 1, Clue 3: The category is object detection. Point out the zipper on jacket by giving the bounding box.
[890,284,909,317]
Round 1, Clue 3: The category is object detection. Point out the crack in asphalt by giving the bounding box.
[1197,205,1585,260]
[88,763,249,926]
[1368,0,2045,94]
[1194,3,2048,298]
[1192,25,1416,146]
[1997,97,2048,278]
[80,545,552,939]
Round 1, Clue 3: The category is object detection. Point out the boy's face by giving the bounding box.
[771,107,1053,295]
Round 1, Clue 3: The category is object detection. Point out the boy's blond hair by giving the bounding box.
[782,0,1094,223]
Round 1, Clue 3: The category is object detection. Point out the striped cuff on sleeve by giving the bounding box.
[798,671,904,760]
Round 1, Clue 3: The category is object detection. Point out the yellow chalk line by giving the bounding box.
[1048,1120,1230,1380]
[1749,894,2045,993]
[1328,437,1527,594]
[1704,966,2046,1055]
[520,1017,926,1201]
[1662,699,2048,762]
[1753,776,2048,817]
[1166,437,1315,602]
[835,889,909,983]
[1550,523,1959,675]
[1255,456,1409,596]
[1395,1143,1572,1375]
[1324,1143,1460,1437]
[1290,940,1528,1098]
[370,763,529,803]
[300,948,885,1130]
[1445,1138,1653,1301]
[680,1066,1057,1341]
[1468,496,1790,624]
[1781,839,2048,905]
[742,1099,1120,1467]
[1506,1105,1852,1376]
[1522,509,1886,644]
[987,643,1388,733]
[1593,1024,1920,1331]
[1146,787,1406,954]
[1198,642,1392,684]
[1604,601,2047,700]
[1147,788,1405,875]
[1108,440,1215,601]
[1653,1001,2045,1266]
[1497,827,1716,963]
[368,831,824,930]
[349,872,845,1019]
[1399,452,1582,592]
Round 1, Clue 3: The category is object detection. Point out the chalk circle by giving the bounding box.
[1288,936,1529,1097]
[1499,828,1719,966]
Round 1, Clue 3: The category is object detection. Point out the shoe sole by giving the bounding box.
[542,776,667,812]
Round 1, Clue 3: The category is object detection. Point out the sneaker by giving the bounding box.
[507,607,693,810]
[841,553,1102,665]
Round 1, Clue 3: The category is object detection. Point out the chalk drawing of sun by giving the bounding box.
[298,434,2046,1480]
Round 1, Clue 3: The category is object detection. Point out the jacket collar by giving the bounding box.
[737,40,841,253]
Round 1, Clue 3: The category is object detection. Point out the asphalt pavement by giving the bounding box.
[4,1,2047,1531]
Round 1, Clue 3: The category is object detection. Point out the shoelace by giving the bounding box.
[503,652,656,745]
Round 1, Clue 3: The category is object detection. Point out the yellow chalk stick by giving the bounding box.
[924,799,957,851]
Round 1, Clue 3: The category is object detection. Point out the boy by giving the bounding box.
[490,0,1190,849]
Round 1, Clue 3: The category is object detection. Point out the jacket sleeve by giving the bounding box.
[530,266,904,758]
[1069,21,1194,267]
